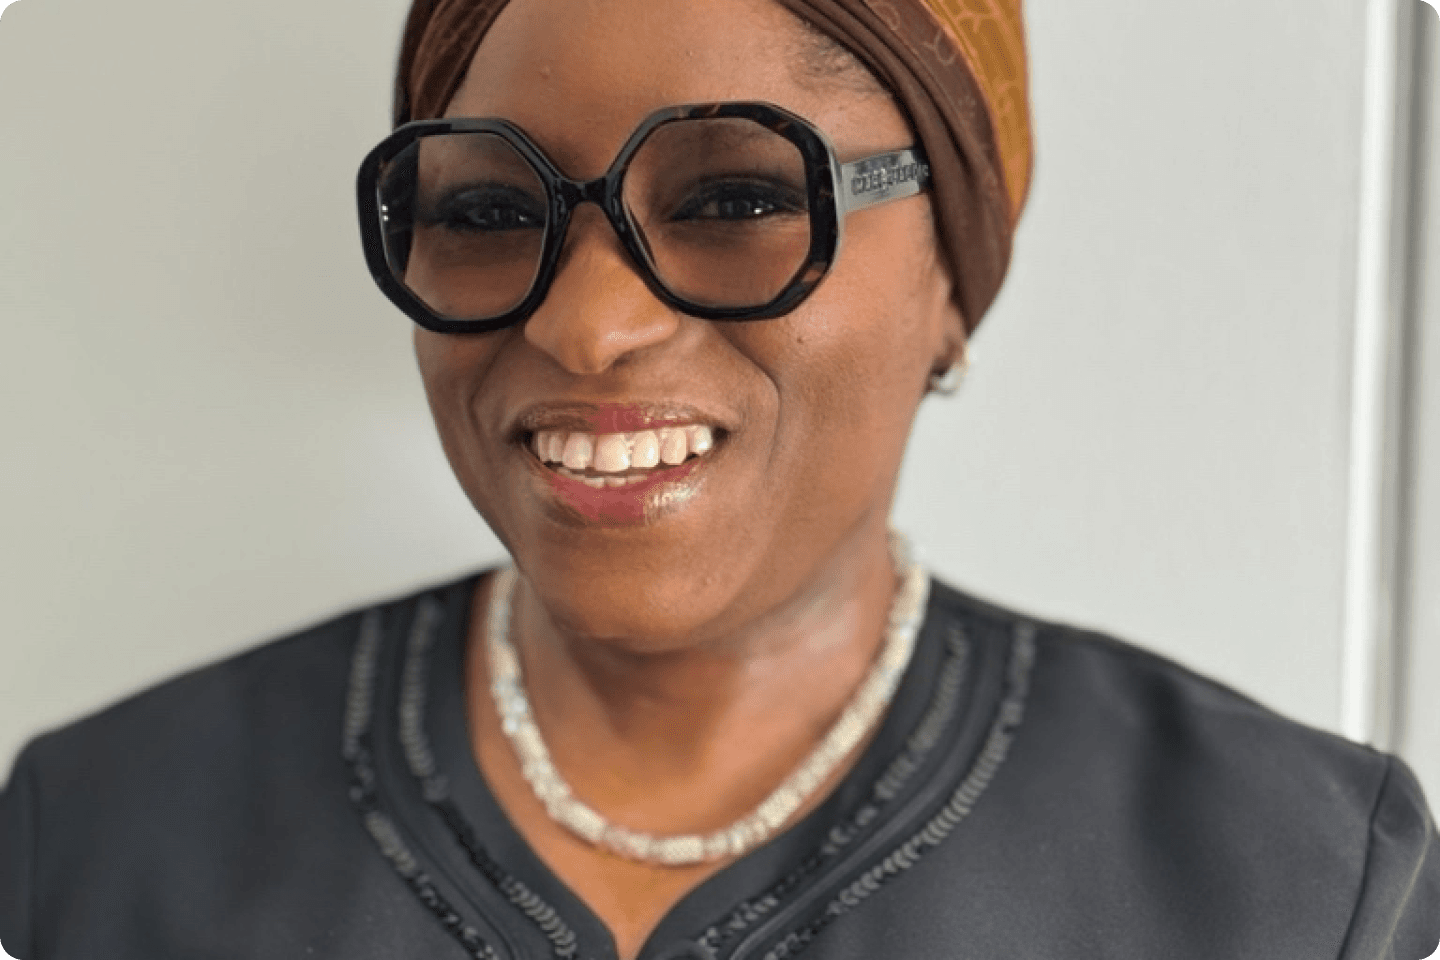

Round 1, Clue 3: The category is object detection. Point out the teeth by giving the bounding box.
[562,433,594,471]
[593,434,631,473]
[687,425,714,456]
[533,430,563,463]
[658,427,688,466]
[555,466,648,488]
[631,431,661,469]
[536,424,718,475]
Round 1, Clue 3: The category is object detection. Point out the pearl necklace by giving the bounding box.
[485,532,930,867]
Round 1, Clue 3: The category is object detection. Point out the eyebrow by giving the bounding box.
[785,18,890,97]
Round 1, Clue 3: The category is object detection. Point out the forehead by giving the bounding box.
[443,0,908,176]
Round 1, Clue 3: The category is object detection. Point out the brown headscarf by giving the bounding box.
[393,0,1033,335]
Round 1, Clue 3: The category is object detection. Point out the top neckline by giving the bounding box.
[348,570,1033,960]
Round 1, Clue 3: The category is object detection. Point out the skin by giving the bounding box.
[413,0,966,955]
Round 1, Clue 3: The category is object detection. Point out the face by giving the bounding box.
[414,0,965,650]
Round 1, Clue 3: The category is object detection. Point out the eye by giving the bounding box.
[670,178,807,222]
[422,183,546,232]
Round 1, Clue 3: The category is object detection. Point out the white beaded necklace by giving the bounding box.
[485,532,930,867]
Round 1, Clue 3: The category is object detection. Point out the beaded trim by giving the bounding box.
[346,581,1039,960]
[749,622,1039,960]
[695,624,971,957]
[486,533,930,867]
[399,597,582,960]
[342,610,500,960]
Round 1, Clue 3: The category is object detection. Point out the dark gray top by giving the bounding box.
[2,572,1437,960]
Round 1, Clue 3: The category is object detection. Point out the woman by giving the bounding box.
[1,0,1436,957]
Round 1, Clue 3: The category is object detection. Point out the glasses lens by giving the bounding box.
[378,132,548,322]
[623,118,815,310]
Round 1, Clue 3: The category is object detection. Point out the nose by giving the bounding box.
[522,206,681,376]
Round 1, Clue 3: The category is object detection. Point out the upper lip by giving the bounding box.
[510,401,727,440]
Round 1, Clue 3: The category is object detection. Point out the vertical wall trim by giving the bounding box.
[1342,0,1416,746]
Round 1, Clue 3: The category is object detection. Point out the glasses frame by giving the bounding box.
[356,100,930,334]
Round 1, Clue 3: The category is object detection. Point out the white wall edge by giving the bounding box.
[1342,0,1407,745]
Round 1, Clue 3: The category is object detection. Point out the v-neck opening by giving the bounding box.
[377,569,1006,960]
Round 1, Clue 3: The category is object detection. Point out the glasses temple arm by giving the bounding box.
[836,148,931,215]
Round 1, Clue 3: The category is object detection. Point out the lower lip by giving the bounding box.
[536,456,706,524]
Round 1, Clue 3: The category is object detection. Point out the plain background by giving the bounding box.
[0,0,1436,804]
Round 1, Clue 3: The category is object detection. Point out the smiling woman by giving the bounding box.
[0,0,1438,959]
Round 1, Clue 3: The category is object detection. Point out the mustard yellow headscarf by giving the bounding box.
[393,0,1034,334]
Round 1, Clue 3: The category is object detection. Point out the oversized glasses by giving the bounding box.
[357,101,930,334]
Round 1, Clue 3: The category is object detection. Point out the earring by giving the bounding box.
[928,353,970,396]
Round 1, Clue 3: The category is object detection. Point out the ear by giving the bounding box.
[923,252,969,381]
[933,305,968,378]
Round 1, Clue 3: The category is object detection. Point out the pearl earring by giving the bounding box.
[927,353,970,396]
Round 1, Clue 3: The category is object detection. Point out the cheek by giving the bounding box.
[714,213,940,536]
[778,216,940,434]
[413,329,508,477]
[414,331,466,434]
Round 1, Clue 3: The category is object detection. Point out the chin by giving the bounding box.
[515,516,770,634]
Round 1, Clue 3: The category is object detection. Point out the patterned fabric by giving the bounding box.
[916,0,1032,220]
[391,0,1034,334]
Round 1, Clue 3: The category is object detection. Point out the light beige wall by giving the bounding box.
[1401,6,1440,805]
[0,0,508,771]
[0,0,1422,789]
[898,0,1369,739]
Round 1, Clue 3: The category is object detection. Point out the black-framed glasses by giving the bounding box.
[357,101,930,334]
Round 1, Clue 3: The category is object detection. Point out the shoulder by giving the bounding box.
[923,578,1439,956]
[2,570,480,828]
[926,575,1389,794]
[0,571,486,956]
[15,603,366,792]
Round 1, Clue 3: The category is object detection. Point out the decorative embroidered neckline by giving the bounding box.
[342,610,501,959]
[343,576,1038,960]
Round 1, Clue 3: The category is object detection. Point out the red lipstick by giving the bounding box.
[540,456,704,524]
[579,404,691,434]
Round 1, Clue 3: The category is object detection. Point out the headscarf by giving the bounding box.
[392,0,1033,335]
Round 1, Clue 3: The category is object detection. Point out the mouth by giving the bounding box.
[527,423,718,488]
[512,404,729,524]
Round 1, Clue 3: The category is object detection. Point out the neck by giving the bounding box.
[476,521,904,831]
